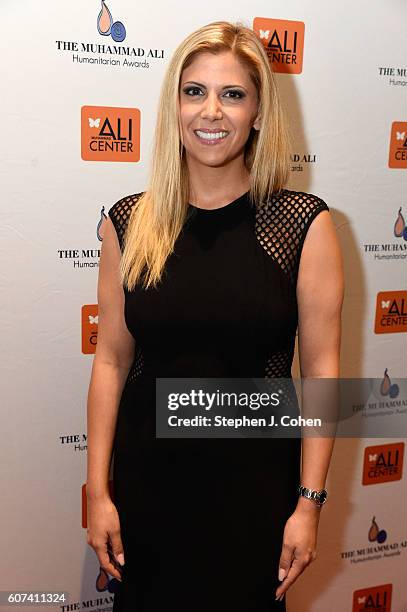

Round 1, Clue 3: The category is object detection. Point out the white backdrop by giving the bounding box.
[1,1,406,610]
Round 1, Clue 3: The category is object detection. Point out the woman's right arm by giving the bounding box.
[86,217,135,579]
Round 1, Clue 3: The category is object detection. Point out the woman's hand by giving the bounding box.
[86,494,125,582]
[275,501,321,601]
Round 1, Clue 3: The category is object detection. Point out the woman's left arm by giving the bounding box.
[297,207,344,501]
[275,208,345,601]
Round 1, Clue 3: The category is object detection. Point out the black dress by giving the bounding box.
[108,188,329,612]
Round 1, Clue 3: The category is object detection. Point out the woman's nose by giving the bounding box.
[200,92,223,120]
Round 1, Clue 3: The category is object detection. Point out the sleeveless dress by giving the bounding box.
[108,188,329,612]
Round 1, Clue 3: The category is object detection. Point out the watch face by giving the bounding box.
[318,490,328,504]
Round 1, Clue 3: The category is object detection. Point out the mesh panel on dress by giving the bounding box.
[126,345,144,385]
[108,192,144,251]
[264,348,294,380]
[254,189,329,378]
[254,188,329,286]
[108,193,145,382]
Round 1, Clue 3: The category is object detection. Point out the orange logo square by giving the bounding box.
[374,290,407,333]
[82,304,98,354]
[362,442,404,485]
[388,121,407,168]
[81,105,140,162]
[352,583,392,611]
[253,17,305,74]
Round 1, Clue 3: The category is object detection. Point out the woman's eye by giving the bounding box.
[183,87,202,96]
[224,90,244,99]
[182,87,245,99]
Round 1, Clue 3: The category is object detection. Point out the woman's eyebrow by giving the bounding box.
[182,80,247,91]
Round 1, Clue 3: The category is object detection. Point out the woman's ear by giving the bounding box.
[253,111,261,131]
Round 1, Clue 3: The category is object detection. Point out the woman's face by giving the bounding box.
[178,50,260,168]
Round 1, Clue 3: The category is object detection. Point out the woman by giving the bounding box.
[86,20,344,611]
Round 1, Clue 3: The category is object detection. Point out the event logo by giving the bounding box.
[394,206,407,241]
[341,511,407,564]
[55,2,164,69]
[59,433,87,452]
[380,368,400,399]
[97,206,108,241]
[362,203,407,261]
[82,305,98,354]
[374,290,407,333]
[378,65,407,88]
[362,442,404,485]
[57,248,101,269]
[388,122,407,168]
[95,567,120,594]
[350,369,406,424]
[81,105,141,162]
[368,516,387,544]
[97,1,126,42]
[252,18,304,74]
[352,583,392,612]
[57,205,107,269]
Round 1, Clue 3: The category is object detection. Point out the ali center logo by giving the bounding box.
[374,290,407,334]
[352,583,392,612]
[362,441,404,485]
[81,105,141,162]
[253,17,305,74]
[389,122,407,169]
[82,305,98,354]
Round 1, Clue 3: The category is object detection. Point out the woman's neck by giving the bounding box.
[186,155,251,208]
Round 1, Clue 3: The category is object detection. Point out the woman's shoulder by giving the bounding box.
[270,187,330,215]
[264,187,330,237]
[108,191,145,222]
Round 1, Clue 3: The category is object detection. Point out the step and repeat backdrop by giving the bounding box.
[1,1,406,610]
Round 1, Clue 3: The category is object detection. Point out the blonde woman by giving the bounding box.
[86,20,344,611]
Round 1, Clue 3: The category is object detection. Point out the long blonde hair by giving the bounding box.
[120,20,293,291]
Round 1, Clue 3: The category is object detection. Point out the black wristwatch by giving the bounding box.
[298,485,328,507]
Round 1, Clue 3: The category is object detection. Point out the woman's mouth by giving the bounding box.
[193,129,229,145]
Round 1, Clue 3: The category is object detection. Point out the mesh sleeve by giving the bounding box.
[108,192,144,251]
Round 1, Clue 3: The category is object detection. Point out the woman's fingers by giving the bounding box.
[108,528,125,567]
[95,540,123,581]
[277,542,294,582]
[86,497,125,581]
[275,550,316,600]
